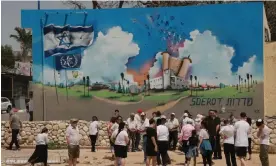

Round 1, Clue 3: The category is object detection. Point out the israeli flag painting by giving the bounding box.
[43,24,94,57]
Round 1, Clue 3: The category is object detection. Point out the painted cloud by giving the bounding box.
[81,26,140,84]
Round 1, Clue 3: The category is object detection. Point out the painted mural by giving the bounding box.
[22,3,264,120]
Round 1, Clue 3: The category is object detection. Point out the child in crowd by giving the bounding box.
[256,119,271,166]
[186,130,199,166]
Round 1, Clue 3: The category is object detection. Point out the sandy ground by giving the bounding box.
[2,148,276,166]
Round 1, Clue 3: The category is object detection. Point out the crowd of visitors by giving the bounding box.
[6,109,271,166]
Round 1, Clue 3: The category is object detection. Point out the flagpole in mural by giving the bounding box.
[65,69,68,101]
[40,18,46,121]
[53,57,59,104]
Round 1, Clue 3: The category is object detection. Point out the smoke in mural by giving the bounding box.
[23,2,264,120]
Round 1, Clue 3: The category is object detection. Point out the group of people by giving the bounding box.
[6,109,271,166]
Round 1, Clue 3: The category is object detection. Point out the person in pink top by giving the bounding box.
[179,120,195,165]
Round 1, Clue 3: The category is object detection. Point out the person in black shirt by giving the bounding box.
[146,118,158,166]
[205,109,222,160]
[186,130,199,166]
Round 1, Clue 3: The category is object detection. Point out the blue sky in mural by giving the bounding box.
[22,2,263,85]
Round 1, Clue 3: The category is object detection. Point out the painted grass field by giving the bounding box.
[37,83,256,104]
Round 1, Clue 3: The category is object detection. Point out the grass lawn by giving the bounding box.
[195,87,255,98]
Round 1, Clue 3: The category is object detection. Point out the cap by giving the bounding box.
[130,113,135,116]
[137,109,143,113]
[141,112,145,116]
[70,118,79,123]
[161,115,166,119]
[183,113,188,117]
[171,113,175,116]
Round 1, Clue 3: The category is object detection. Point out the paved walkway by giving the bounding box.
[2,148,276,166]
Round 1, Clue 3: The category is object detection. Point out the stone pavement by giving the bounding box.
[2,148,276,166]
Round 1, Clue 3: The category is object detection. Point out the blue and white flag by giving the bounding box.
[44,24,94,57]
[55,54,82,70]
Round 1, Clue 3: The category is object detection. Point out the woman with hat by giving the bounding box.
[28,127,49,166]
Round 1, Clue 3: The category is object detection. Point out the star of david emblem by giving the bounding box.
[56,31,72,48]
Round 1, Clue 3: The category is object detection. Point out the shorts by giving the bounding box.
[68,145,80,159]
[235,147,247,157]
[186,146,198,158]
[114,145,128,158]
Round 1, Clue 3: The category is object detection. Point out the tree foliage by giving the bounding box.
[10,27,32,62]
[1,45,15,68]
[264,1,276,41]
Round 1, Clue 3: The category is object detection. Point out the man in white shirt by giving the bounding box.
[220,119,237,166]
[137,112,149,163]
[127,113,137,152]
[135,109,142,151]
[256,119,271,166]
[89,116,99,152]
[234,112,250,166]
[157,116,171,165]
[66,119,80,166]
[166,113,179,151]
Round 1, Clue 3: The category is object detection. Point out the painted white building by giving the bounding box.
[170,76,189,89]
[149,69,189,90]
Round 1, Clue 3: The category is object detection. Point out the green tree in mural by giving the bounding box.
[83,76,86,96]
[120,73,125,94]
[127,80,130,94]
[86,76,90,97]
[190,75,193,96]
[250,74,253,88]
[147,74,150,95]
[246,73,250,92]
[10,27,32,62]
[194,76,197,96]
[238,75,241,93]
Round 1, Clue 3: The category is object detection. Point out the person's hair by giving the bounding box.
[256,119,264,127]
[214,110,218,113]
[201,121,207,129]
[156,111,161,117]
[161,118,166,124]
[149,118,155,125]
[110,117,116,123]
[191,130,197,137]
[247,117,252,126]
[240,112,247,118]
[92,116,98,121]
[152,112,156,115]
[116,122,125,137]
[209,109,214,112]
[156,118,162,126]
[117,116,123,121]
[224,119,229,125]
[41,127,48,133]
[115,109,119,113]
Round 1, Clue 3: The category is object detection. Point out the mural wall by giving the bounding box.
[22,3,264,121]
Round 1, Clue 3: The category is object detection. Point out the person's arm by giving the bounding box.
[19,120,23,129]
[66,128,70,145]
[216,118,221,133]
[198,136,203,149]
[124,132,129,144]
[151,136,158,152]
[45,135,49,145]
